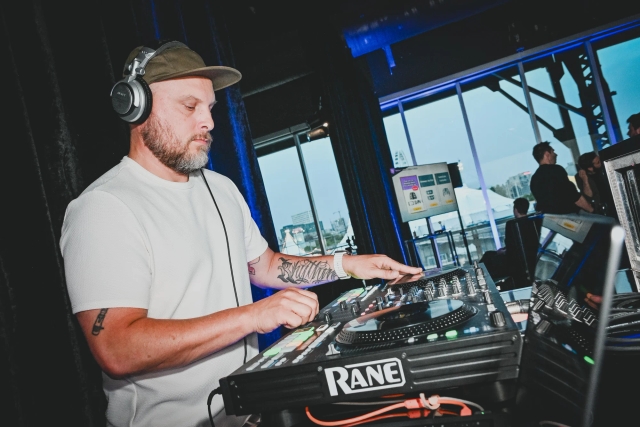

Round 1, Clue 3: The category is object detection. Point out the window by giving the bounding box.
[256,131,352,256]
[402,88,487,263]
[300,135,352,253]
[594,29,640,141]
[383,106,413,168]
[460,67,537,251]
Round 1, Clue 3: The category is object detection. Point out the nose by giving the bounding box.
[199,108,214,132]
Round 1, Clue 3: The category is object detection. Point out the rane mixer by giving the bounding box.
[220,263,523,418]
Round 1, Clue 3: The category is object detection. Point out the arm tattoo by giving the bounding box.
[92,308,108,336]
[248,257,260,276]
[277,257,339,284]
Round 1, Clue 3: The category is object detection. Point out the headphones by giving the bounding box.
[110,40,188,124]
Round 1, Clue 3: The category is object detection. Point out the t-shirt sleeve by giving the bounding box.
[557,167,581,203]
[60,191,151,314]
[231,187,269,262]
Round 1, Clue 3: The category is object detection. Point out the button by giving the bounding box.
[445,330,458,339]
[427,333,438,341]
[324,312,332,324]
[246,362,261,371]
[261,358,278,369]
[263,347,281,357]
[583,356,594,365]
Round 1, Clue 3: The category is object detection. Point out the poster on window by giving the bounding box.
[391,162,458,223]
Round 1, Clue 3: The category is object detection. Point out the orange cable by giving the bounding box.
[305,403,406,426]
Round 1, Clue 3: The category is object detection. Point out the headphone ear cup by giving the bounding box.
[132,77,152,124]
[110,77,153,123]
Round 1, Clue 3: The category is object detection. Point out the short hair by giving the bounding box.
[513,197,530,216]
[532,141,553,163]
[578,151,597,170]
[627,113,640,130]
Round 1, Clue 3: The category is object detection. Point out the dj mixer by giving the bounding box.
[220,263,523,417]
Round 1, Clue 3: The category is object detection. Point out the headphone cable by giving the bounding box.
[201,169,248,427]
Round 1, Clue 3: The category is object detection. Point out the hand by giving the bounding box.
[342,254,422,281]
[578,169,589,182]
[250,288,319,333]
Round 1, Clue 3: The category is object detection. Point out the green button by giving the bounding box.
[584,356,594,365]
[445,330,458,339]
[263,347,281,357]
[427,333,438,341]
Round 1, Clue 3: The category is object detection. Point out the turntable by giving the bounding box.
[219,263,523,418]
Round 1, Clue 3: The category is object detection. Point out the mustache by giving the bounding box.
[192,133,213,144]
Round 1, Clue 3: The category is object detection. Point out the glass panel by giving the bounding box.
[300,135,354,254]
[257,138,318,256]
[382,106,413,167]
[402,88,488,262]
[522,46,608,163]
[595,29,640,141]
[460,66,541,253]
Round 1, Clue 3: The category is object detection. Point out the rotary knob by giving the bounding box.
[323,312,332,324]
[490,310,507,328]
[351,304,359,316]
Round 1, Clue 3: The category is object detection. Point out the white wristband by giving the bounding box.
[333,251,351,280]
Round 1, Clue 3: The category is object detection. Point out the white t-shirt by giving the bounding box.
[60,156,268,427]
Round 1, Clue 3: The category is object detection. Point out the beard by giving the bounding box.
[141,114,212,175]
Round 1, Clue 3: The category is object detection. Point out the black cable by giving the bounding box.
[200,169,248,365]
[208,387,221,427]
[201,170,248,427]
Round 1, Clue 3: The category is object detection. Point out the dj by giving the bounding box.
[59,41,421,427]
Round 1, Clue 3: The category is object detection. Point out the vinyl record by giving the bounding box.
[336,299,477,346]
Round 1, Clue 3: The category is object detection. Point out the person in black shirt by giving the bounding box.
[530,142,594,214]
[575,151,617,218]
[627,112,640,138]
[479,197,530,280]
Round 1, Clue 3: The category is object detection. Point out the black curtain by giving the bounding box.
[0,1,278,426]
[302,16,408,265]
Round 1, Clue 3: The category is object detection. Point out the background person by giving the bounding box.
[60,40,422,427]
[479,197,530,280]
[627,112,640,138]
[529,142,594,215]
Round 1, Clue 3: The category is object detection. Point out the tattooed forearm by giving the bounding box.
[92,308,108,336]
[277,257,339,284]
[248,257,260,276]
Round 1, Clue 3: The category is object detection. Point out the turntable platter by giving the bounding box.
[336,299,477,346]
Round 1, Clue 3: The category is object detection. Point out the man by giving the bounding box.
[627,112,640,138]
[529,142,594,215]
[575,151,616,218]
[479,197,530,279]
[59,41,422,427]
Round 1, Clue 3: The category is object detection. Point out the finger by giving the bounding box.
[281,288,319,312]
[379,258,423,274]
[279,289,319,320]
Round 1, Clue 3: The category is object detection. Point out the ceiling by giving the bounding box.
[218,0,640,138]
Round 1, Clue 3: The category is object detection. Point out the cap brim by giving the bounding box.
[150,66,242,91]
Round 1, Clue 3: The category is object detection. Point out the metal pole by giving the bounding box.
[456,82,502,250]
[295,133,328,255]
[398,101,418,166]
[456,208,473,264]
[585,40,619,146]
[426,217,442,269]
[517,62,543,144]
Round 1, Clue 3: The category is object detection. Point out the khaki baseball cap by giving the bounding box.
[123,43,241,90]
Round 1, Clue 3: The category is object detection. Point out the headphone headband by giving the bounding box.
[111,40,188,124]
